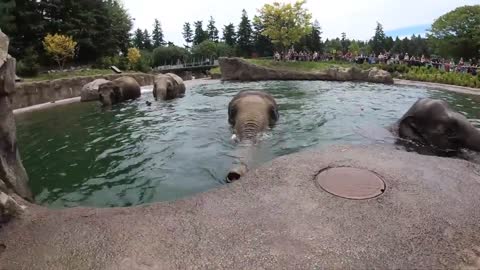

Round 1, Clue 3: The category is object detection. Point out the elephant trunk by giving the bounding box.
[226,162,248,183]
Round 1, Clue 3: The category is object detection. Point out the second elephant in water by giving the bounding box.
[395,98,480,154]
[226,90,279,182]
[98,76,141,107]
[153,73,186,100]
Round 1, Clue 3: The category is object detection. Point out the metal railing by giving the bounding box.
[154,57,219,71]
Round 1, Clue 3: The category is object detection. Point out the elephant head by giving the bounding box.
[98,77,141,107]
[226,90,279,182]
[153,73,185,100]
[397,98,480,154]
[98,81,121,107]
[228,90,279,142]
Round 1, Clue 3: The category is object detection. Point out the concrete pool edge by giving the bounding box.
[2,144,480,269]
[394,79,480,96]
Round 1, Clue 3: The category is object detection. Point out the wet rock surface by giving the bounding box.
[1,145,479,269]
[0,31,32,202]
[80,78,110,102]
[219,57,394,84]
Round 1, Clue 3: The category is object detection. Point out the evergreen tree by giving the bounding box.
[193,21,207,45]
[222,23,236,46]
[252,15,273,57]
[0,0,16,33]
[206,16,219,42]
[370,22,386,55]
[236,9,253,57]
[182,22,193,47]
[143,29,152,50]
[384,36,394,52]
[340,32,350,54]
[152,19,164,47]
[391,37,402,54]
[133,28,144,49]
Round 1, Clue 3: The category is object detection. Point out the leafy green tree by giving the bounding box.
[207,16,219,42]
[370,22,386,54]
[152,45,189,66]
[252,15,273,57]
[193,21,208,45]
[236,9,253,56]
[222,23,236,46]
[182,22,193,48]
[192,40,217,58]
[152,19,164,47]
[256,0,312,52]
[348,41,361,56]
[216,42,235,57]
[143,29,152,50]
[428,5,480,59]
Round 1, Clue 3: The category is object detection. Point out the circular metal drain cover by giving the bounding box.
[316,167,385,200]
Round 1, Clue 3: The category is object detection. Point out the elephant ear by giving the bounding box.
[228,103,237,126]
[112,85,122,102]
[269,105,279,124]
[167,73,182,86]
[398,116,422,141]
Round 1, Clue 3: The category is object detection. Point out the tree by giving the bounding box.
[133,28,144,49]
[143,29,152,50]
[207,16,219,42]
[43,33,77,69]
[428,5,480,59]
[152,19,164,47]
[340,32,350,54]
[222,23,236,46]
[192,40,217,58]
[236,9,253,56]
[127,47,141,67]
[252,15,273,57]
[384,36,394,52]
[307,20,323,53]
[0,0,16,34]
[193,21,208,45]
[370,22,386,55]
[152,45,189,66]
[182,22,193,47]
[256,0,312,52]
[348,41,361,56]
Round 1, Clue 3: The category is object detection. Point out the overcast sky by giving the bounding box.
[123,0,478,46]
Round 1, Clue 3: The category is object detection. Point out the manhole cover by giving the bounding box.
[316,167,385,200]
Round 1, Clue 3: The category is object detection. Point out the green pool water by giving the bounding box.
[15,80,480,208]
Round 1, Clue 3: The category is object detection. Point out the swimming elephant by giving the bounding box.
[395,98,480,154]
[226,90,279,182]
[153,73,186,100]
[98,76,141,106]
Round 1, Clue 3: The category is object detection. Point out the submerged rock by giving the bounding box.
[219,57,394,84]
[80,78,111,102]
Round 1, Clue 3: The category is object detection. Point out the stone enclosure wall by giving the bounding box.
[0,31,31,221]
[12,73,155,109]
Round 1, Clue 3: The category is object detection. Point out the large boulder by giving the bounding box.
[80,78,110,102]
[367,67,394,84]
[0,30,32,203]
[219,57,393,84]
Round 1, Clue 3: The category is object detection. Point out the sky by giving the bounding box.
[123,0,478,46]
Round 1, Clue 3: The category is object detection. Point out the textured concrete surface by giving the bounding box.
[1,145,480,269]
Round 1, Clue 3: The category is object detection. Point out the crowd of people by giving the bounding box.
[273,49,479,76]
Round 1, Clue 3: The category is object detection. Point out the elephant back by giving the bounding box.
[114,76,141,100]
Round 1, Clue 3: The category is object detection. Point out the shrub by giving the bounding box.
[127,48,141,68]
[43,34,77,69]
[16,47,40,77]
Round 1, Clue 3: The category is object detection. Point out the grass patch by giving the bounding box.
[210,67,221,75]
[403,66,480,88]
[246,59,353,72]
[22,69,116,82]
